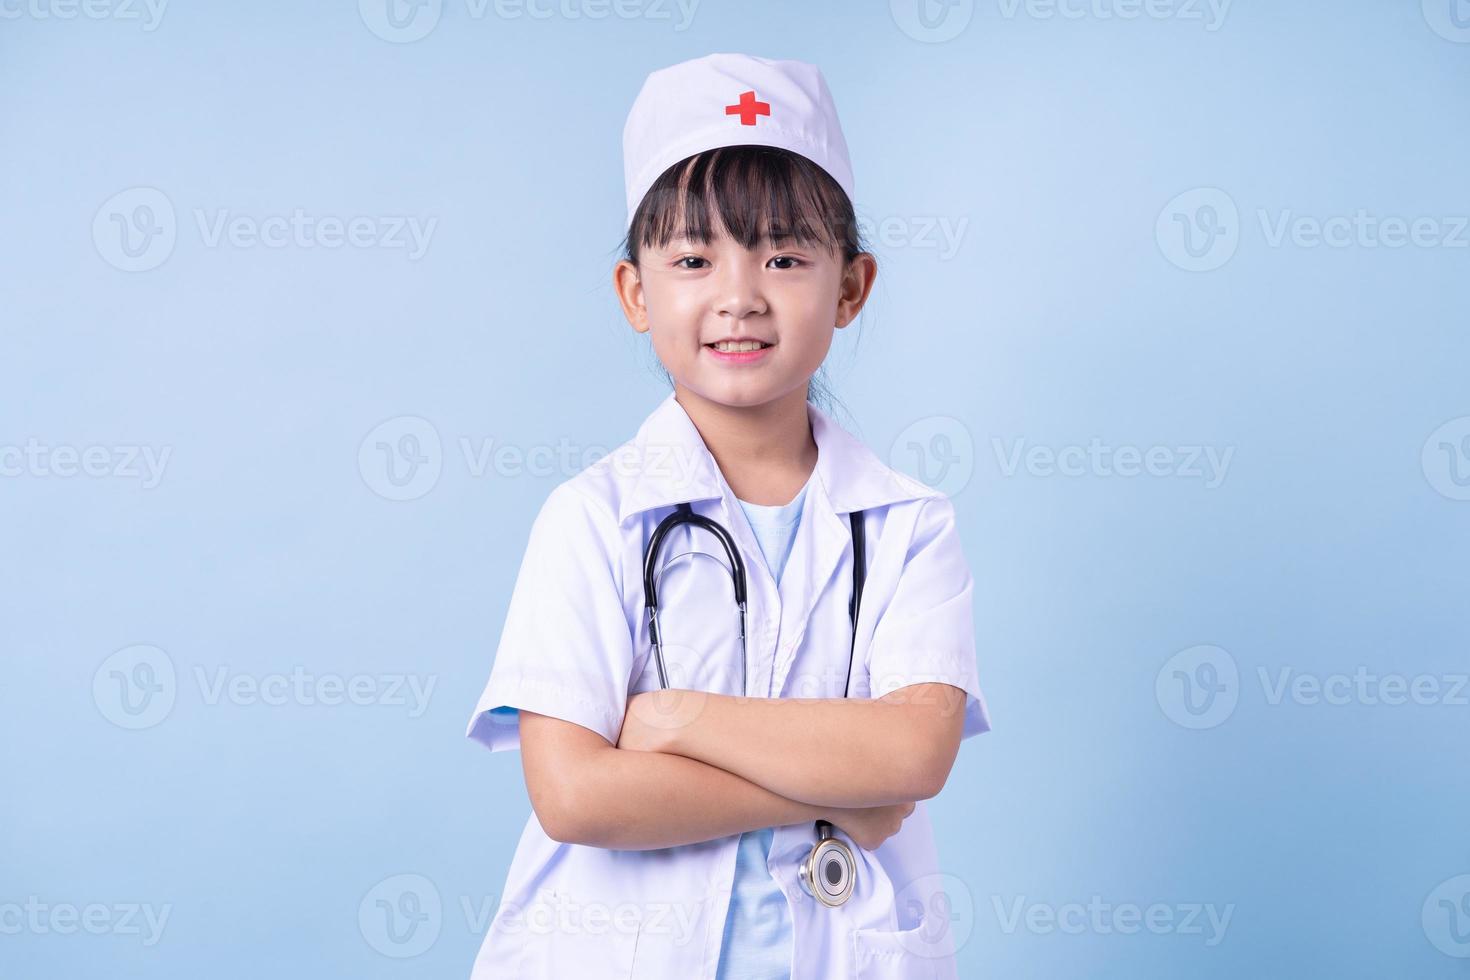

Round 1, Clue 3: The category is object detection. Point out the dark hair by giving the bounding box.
[620,144,871,413]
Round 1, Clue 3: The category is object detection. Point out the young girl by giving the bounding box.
[465,52,990,980]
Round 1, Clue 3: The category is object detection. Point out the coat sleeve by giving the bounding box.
[465,481,636,753]
[865,494,992,740]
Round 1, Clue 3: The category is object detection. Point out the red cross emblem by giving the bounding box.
[725,90,771,126]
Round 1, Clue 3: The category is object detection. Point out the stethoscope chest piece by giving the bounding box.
[798,819,856,908]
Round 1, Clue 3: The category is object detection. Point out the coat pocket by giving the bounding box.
[849,920,958,980]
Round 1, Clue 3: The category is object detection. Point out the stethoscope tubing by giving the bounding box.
[643,501,751,694]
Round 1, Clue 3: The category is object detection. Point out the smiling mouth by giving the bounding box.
[705,341,774,352]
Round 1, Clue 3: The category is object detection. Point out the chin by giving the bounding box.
[683,377,805,412]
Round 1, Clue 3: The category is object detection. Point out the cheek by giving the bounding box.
[780,269,843,319]
[641,284,702,354]
[777,286,841,360]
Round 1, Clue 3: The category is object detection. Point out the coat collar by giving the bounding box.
[616,391,938,526]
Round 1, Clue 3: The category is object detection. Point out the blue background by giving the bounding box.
[3,1,1469,977]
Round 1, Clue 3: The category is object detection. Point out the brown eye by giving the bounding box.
[676,256,707,270]
[769,256,802,270]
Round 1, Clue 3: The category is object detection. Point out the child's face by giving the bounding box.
[615,220,876,410]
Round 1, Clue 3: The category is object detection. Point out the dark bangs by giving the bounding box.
[623,145,865,266]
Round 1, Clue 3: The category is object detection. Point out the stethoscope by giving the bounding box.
[642,499,868,908]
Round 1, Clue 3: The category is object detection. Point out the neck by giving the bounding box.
[673,383,818,506]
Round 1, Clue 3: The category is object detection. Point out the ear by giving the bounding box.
[834,252,877,330]
[613,259,650,335]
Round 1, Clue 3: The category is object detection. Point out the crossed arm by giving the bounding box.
[617,683,968,806]
[520,682,968,850]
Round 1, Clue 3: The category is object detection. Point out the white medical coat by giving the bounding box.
[465,392,992,979]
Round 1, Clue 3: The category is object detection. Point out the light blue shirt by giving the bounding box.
[716,477,809,980]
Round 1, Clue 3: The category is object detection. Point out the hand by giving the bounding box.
[822,801,916,851]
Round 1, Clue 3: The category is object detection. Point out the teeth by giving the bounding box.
[711,340,768,352]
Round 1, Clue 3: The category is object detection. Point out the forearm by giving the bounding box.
[643,685,962,808]
[562,743,829,851]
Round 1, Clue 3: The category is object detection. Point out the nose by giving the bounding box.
[713,260,767,320]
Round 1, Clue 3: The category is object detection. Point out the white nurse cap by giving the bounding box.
[621,52,855,230]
